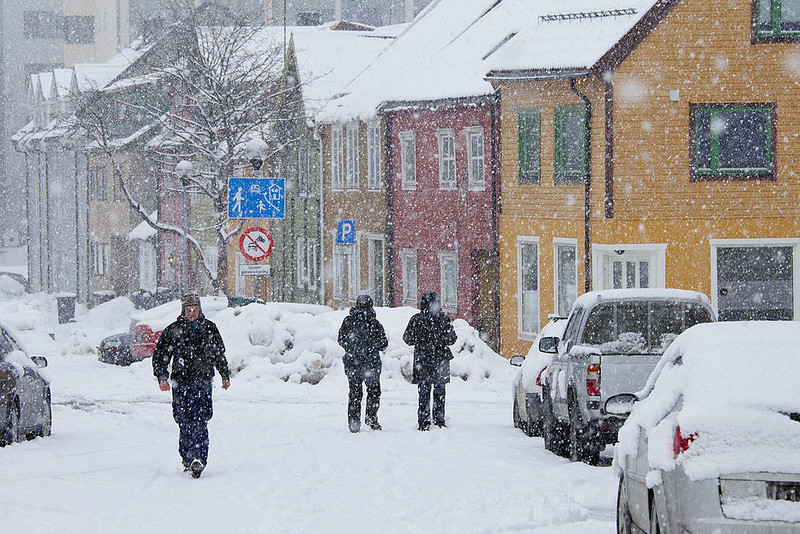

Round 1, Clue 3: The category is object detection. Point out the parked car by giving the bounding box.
[510,316,567,436]
[0,320,51,445]
[541,288,715,465]
[97,332,135,366]
[613,321,800,533]
[0,272,30,293]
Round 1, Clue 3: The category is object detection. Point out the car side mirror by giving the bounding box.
[605,393,638,416]
[31,356,48,368]
[509,355,525,367]
[538,336,559,354]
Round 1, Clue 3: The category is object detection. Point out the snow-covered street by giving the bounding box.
[0,289,617,534]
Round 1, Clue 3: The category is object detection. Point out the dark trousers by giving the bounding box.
[348,367,381,424]
[172,380,213,467]
[418,380,446,427]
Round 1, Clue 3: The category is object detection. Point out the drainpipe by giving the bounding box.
[384,113,394,306]
[570,78,592,293]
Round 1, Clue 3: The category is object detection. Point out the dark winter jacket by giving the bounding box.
[152,313,230,384]
[403,291,457,384]
[338,295,388,377]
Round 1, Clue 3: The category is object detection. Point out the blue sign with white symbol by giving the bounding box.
[228,177,285,219]
[337,220,355,245]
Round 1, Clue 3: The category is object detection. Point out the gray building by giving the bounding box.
[0,0,64,248]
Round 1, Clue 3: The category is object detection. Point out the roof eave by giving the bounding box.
[484,68,592,82]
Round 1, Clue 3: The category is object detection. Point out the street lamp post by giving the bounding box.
[244,138,268,300]
[176,159,194,294]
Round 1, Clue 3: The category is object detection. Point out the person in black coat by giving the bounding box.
[338,294,388,433]
[403,291,457,431]
[152,292,231,478]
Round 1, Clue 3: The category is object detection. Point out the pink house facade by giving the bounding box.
[385,96,500,346]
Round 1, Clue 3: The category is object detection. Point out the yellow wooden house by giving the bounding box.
[487,0,800,358]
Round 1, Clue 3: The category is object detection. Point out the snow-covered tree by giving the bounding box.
[73,0,307,294]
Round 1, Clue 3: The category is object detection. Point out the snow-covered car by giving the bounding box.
[613,321,800,533]
[97,331,135,366]
[0,321,51,445]
[510,316,567,436]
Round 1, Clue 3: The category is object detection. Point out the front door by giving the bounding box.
[476,250,499,352]
[716,246,793,321]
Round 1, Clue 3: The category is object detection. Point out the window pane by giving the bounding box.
[695,110,712,170]
[639,261,649,288]
[562,113,585,173]
[556,244,577,317]
[626,261,636,288]
[717,110,768,170]
[613,261,623,289]
[782,0,800,32]
[520,242,539,333]
[759,0,773,33]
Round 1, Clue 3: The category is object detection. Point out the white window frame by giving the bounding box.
[234,252,245,295]
[465,126,486,191]
[438,250,458,311]
[296,237,318,289]
[709,238,800,320]
[400,248,418,305]
[367,234,385,304]
[331,124,344,191]
[298,144,312,197]
[91,242,108,277]
[138,240,157,292]
[553,238,578,318]
[399,131,417,190]
[367,121,381,191]
[437,129,456,190]
[517,236,540,340]
[592,243,667,291]
[346,121,359,190]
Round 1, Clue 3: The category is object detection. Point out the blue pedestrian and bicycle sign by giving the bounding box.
[228,177,285,219]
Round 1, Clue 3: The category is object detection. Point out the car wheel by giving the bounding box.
[38,390,52,437]
[649,496,661,534]
[526,394,543,437]
[543,390,567,455]
[616,477,633,534]
[1,402,20,446]
[568,395,600,465]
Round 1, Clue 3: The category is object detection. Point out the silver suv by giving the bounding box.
[541,288,715,465]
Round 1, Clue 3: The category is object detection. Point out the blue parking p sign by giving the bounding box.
[337,220,355,245]
[228,177,285,219]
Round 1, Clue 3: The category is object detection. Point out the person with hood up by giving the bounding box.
[337,294,388,433]
[403,291,457,431]
[152,292,230,478]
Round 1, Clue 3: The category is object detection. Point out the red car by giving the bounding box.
[129,323,161,361]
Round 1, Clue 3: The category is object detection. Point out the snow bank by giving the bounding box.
[1,292,511,388]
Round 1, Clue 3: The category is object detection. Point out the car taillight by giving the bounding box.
[673,425,696,457]
[536,368,547,387]
[586,363,600,396]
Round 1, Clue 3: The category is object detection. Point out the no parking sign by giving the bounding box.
[239,227,273,262]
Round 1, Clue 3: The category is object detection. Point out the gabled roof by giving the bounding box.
[318,0,505,123]
[245,24,402,119]
[483,0,668,80]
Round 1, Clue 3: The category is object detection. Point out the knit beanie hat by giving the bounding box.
[181,292,201,311]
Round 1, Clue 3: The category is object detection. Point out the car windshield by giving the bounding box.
[581,300,713,354]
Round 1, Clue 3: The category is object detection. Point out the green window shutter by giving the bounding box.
[518,110,541,183]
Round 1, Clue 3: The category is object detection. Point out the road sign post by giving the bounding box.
[336,220,356,308]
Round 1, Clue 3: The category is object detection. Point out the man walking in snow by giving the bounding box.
[153,292,230,478]
[403,291,457,431]
[338,294,388,433]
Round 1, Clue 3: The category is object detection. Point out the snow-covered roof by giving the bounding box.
[54,69,74,98]
[240,24,401,121]
[128,211,158,241]
[73,37,152,92]
[319,0,662,123]
[484,0,659,77]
